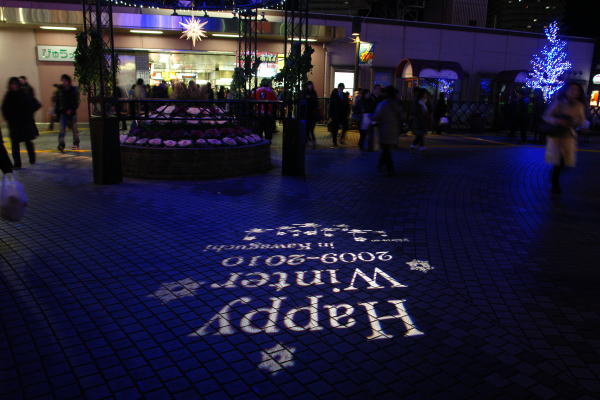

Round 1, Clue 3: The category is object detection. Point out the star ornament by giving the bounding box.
[179,16,208,46]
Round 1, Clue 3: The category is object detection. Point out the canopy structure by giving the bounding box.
[495,70,530,84]
[113,0,285,10]
[396,58,467,80]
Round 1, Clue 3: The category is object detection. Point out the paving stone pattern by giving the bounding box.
[1,130,600,399]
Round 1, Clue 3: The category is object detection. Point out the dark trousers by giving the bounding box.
[257,116,275,141]
[378,144,394,173]
[330,118,348,146]
[0,143,13,173]
[412,130,425,147]
[551,157,566,190]
[359,129,371,150]
[11,140,35,168]
[307,119,316,142]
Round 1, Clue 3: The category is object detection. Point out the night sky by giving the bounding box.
[563,2,600,38]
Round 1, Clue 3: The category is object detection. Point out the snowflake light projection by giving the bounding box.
[525,21,572,102]
[179,16,208,46]
[258,344,296,375]
[406,259,434,273]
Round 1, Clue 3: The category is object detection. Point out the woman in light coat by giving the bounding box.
[543,82,588,194]
[373,86,403,176]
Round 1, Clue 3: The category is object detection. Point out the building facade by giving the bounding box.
[0,2,594,124]
[487,0,566,31]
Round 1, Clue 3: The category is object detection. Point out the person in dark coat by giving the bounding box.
[55,74,80,152]
[411,88,430,151]
[328,83,350,146]
[19,76,35,99]
[531,89,546,143]
[434,93,448,135]
[354,88,375,150]
[301,81,320,149]
[2,77,39,168]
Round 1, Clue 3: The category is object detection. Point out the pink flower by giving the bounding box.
[164,140,177,147]
[119,135,128,144]
[196,138,207,146]
[235,137,248,144]
[149,138,163,146]
[207,139,222,146]
[177,140,192,147]
[245,135,256,143]
[187,107,201,115]
[135,138,149,145]
[125,136,138,144]
[222,137,237,146]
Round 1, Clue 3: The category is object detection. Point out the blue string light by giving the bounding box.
[525,21,572,102]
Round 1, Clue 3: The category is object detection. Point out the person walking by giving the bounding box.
[301,81,320,149]
[373,86,403,176]
[18,76,35,99]
[543,82,588,194]
[2,77,39,168]
[433,93,448,135]
[328,83,350,147]
[354,89,374,151]
[217,86,226,100]
[55,74,80,152]
[531,89,546,143]
[411,89,430,151]
[254,78,278,142]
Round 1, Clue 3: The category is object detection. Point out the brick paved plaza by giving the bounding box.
[2,128,600,399]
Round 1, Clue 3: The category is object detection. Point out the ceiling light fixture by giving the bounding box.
[40,26,77,31]
[130,29,164,34]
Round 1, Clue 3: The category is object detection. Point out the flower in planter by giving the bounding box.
[244,135,257,143]
[178,140,193,147]
[235,136,249,145]
[222,137,237,146]
[135,138,149,145]
[196,138,207,146]
[207,139,222,146]
[125,136,138,144]
[250,134,262,141]
[213,106,225,115]
[119,134,128,144]
[187,107,201,115]
[149,138,163,146]
[216,120,227,125]
[187,119,200,125]
[164,140,177,147]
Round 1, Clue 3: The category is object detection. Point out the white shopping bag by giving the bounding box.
[1,174,27,222]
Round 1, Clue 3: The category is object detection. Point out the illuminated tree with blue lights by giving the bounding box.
[525,21,571,102]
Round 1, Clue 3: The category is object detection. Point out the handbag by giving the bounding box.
[1,174,28,222]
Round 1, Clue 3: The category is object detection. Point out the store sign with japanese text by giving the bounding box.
[37,46,76,62]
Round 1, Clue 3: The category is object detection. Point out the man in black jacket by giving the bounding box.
[328,83,350,146]
[55,74,80,152]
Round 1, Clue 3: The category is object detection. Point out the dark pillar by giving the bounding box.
[282,118,306,177]
[90,116,122,184]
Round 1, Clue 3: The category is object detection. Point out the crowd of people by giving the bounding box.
[0,74,590,195]
[127,79,230,101]
[300,80,590,190]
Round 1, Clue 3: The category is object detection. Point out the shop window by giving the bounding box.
[333,71,355,97]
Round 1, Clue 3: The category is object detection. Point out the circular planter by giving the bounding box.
[120,141,271,180]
